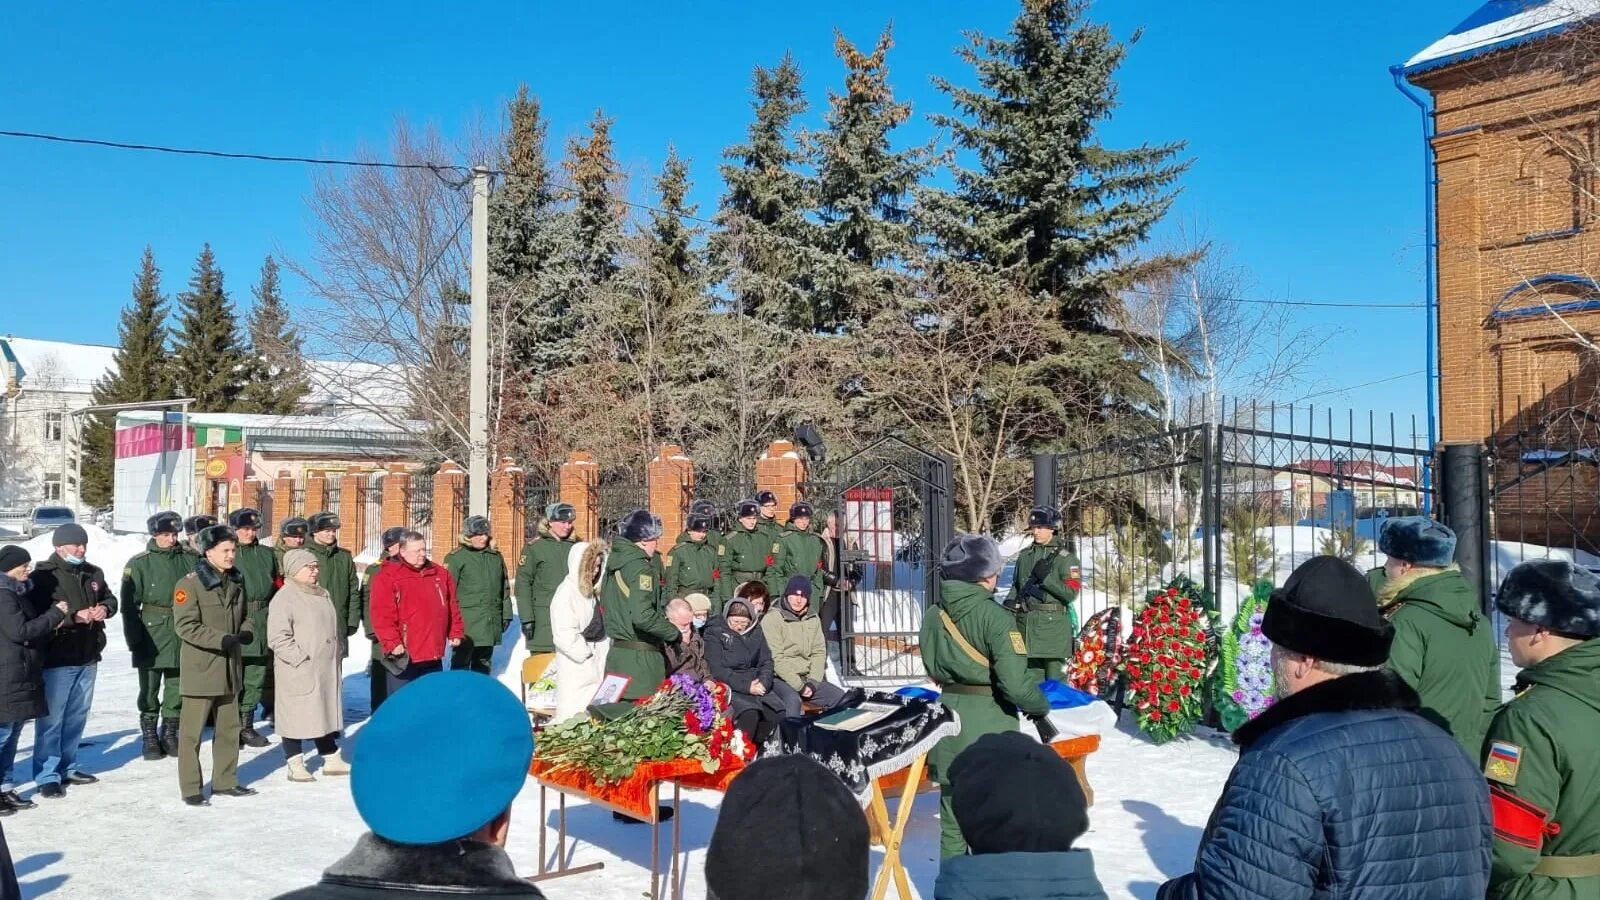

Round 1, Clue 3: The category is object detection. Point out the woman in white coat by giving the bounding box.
[549,540,610,726]
[267,549,348,782]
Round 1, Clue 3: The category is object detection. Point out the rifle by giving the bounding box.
[1011,539,1071,611]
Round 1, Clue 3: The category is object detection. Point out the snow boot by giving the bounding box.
[320,750,350,776]
[160,718,180,758]
[240,711,270,749]
[286,755,315,783]
[139,715,165,761]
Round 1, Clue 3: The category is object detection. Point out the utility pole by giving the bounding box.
[468,165,490,517]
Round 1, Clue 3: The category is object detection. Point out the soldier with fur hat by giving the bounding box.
[274,516,309,568]
[754,490,783,543]
[665,512,723,602]
[360,526,407,713]
[724,500,777,597]
[1005,507,1081,682]
[600,510,681,702]
[122,510,190,760]
[515,503,579,654]
[183,515,217,558]
[689,498,728,558]
[304,512,362,659]
[1482,559,1600,898]
[774,501,828,603]
[920,533,1051,858]
[229,507,278,748]
[444,516,508,675]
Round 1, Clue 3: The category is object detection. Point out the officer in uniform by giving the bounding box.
[305,511,362,659]
[689,499,727,558]
[665,513,722,601]
[361,526,406,713]
[228,508,277,748]
[920,533,1052,859]
[173,525,259,806]
[275,517,310,569]
[725,500,778,596]
[1004,507,1081,682]
[515,503,578,654]
[600,510,681,703]
[183,515,217,557]
[1483,559,1600,897]
[122,511,191,760]
[444,515,509,675]
[777,502,828,600]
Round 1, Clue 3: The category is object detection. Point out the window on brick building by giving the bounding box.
[1519,146,1583,236]
[43,479,62,502]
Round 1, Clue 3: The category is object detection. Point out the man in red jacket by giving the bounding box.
[368,531,462,696]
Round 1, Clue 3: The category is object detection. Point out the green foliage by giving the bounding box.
[83,247,173,506]
[170,244,248,412]
[238,256,308,415]
[1319,525,1371,563]
[1223,504,1277,584]
[1092,526,1152,608]
[1213,580,1276,733]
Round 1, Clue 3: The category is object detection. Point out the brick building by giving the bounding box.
[1403,1,1600,549]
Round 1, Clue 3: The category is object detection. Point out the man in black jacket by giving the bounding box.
[27,524,116,799]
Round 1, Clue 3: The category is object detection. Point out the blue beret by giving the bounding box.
[351,671,533,844]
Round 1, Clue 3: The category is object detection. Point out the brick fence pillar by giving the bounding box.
[305,471,328,519]
[433,461,466,556]
[241,479,264,519]
[490,457,525,579]
[273,470,295,529]
[649,444,694,549]
[560,452,600,542]
[756,440,807,524]
[381,463,410,533]
[339,470,368,552]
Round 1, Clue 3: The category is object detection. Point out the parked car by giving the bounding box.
[91,506,114,530]
[28,505,76,537]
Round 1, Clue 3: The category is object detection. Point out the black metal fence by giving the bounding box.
[322,482,342,518]
[522,476,556,539]
[406,473,435,530]
[591,478,651,540]
[360,481,385,557]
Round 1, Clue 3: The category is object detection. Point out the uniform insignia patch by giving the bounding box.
[518,554,526,566]
[662,554,673,568]
[174,589,189,605]
[771,543,781,554]
[1009,632,1028,655]
[124,568,133,579]
[1486,741,1522,785]
[717,546,726,557]
[639,573,653,591]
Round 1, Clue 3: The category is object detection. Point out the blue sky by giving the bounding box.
[0,1,1465,438]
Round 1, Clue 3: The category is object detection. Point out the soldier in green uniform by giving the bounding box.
[1366,517,1500,761]
[183,515,217,558]
[776,502,827,600]
[122,511,190,761]
[515,503,577,654]
[725,500,778,597]
[1004,508,1081,682]
[600,510,681,703]
[274,517,309,569]
[228,508,277,748]
[755,490,783,542]
[305,512,362,661]
[173,525,259,806]
[689,499,727,558]
[664,513,722,601]
[921,533,1052,859]
[361,526,405,714]
[444,515,509,675]
[1483,559,1600,898]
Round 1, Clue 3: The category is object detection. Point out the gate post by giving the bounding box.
[1033,454,1057,513]
[923,453,956,607]
[1439,442,1492,613]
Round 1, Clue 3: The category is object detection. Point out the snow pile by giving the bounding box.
[16,523,149,577]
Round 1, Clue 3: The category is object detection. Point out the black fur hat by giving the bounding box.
[184,515,217,536]
[789,501,814,521]
[687,515,713,533]
[381,526,407,550]
[735,500,760,519]
[690,499,717,518]
[147,511,183,536]
[1263,555,1393,667]
[309,511,340,534]
[1028,507,1063,530]
[940,534,1004,583]
[620,509,663,543]
[1496,559,1600,639]
[280,516,310,539]
[227,508,263,530]
[1378,516,1456,568]
[197,524,239,554]
[756,490,778,507]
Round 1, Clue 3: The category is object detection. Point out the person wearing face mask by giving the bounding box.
[663,598,711,681]
[27,523,117,799]
[684,593,713,632]
[0,546,69,815]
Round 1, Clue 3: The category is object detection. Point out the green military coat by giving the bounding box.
[600,540,680,701]
[173,562,248,698]
[1004,538,1081,661]
[445,542,510,648]
[757,517,785,594]
[724,524,778,594]
[122,540,193,670]
[664,534,721,601]
[233,539,279,661]
[360,558,391,663]
[306,539,361,644]
[515,526,575,653]
[777,524,828,599]
[1484,639,1600,900]
[920,578,1050,785]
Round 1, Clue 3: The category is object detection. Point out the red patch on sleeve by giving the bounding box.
[174,589,188,605]
[712,569,721,580]
[1066,579,1082,591]
[764,555,775,567]
[1491,784,1553,850]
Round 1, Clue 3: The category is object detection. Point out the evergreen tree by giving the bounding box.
[562,109,624,283]
[647,147,706,297]
[919,0,1190,440]
[82,247,174,506]
[711,54,820,328]
[170,244,248,412]
[812,25,928,333]
[239,255,308,414]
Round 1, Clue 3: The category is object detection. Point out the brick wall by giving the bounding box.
[560,452,600,542]
[649,444,694,547]
[432,462,466,555]
[755,440,806,525]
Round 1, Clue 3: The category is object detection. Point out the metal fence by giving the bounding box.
[590,478,651,540]
[521,476,556,539]
[406,473,435,530]
[361,481,385,558]
[322,482,342,518]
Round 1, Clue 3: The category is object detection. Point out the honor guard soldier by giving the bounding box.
[228,508,278,747]
[275,517,310,569]
[689,499,727,558]
[600,510,680,703]
[361,527,406,713]
[776,502,828,601]
[665,513,722,601]
[1005,507,1081,682]
[725,500,777,597]
[305,512,362,659]
[122,511,190,760]
[444,516,509,675]
[183,515,217,558]
[515,503,578,654]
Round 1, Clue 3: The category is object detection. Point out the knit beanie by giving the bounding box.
[283,548,319,580]
[948,731,1089,854]
[0,545,29,574]
[706,756,868,900]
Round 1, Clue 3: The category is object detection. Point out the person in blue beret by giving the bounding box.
[270,670,543,899]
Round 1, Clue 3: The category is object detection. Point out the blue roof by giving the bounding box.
[1404,0,1600,76]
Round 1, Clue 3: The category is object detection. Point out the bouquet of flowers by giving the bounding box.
[1067,607,1125,698]
[1124,580,1211,743]
[535,673,753,784]
[1214,581,1277,732]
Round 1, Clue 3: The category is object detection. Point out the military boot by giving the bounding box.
[240,710,270,749]
[160,718,180,757]
[139,714,165,761]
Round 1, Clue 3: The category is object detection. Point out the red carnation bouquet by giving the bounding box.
[1067,607,1125,698]
[1124,580,1211,743]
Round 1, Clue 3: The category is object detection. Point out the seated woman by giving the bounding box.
[765,575,847,718]
[704,598,783,745]
[734,580,771,621]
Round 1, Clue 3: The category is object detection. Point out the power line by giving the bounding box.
[1289,370,1425,403]
[1121,286,1424,310]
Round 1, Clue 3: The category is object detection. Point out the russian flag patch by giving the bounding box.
[1486,741,1522,786]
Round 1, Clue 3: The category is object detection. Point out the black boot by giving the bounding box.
[140,715,165,761]
[160,718,180,757]
[239,710,269,749]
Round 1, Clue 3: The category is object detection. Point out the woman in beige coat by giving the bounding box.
[549,541,609,725]
[268,549,349,782]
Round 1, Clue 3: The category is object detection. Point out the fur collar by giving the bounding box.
[321,833,543,895]
[195,560,240,592]
[1233,669,1421,749]
[1375,564,1457,607]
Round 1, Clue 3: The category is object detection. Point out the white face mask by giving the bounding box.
[693,616,706,629]
[62,553,85,566]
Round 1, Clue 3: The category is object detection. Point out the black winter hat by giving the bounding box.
[545,503,577,523]
[52,523,89,547]
[949,731,1089,854]
[756,490,778,507]
[227,508,263,530]
[939,534,1003,583]
[789,501,814,521]
[1028,507,1063,530]
[735,500,760,519]
[183,515,217,536]
[687,515,712,533]
[308,511,340,534]
[784,575,812,602]
[1378,516,1456,568]
[690,499,717,518]
[705,756,867,900]
[1263,555,1393,667]
[381,526,407,551]
[619,509,663,543]
[147,511,183,536]
[280,516,310,539]
[197,525,238,554]
[1497,559,1600,639]
[463,515,491,537]
[0,545,30,574]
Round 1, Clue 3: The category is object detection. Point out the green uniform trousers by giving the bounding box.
[450,641,494,676]
[137,668,182,719]
[1027,658,1066,683]
[241,656,272,718]
[940,791,966,859]
[178,694,241,798]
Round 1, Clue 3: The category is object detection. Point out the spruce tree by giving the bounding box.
[563,109,624,283]
[919,0,1190,440]
[239,255,308,414]
[82,247,175,506]
[170,244,248,412]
